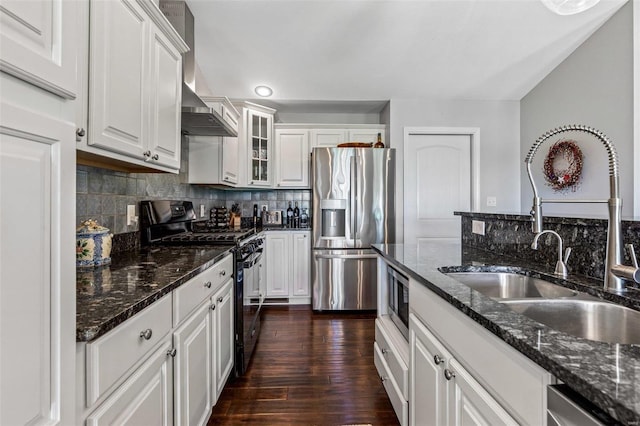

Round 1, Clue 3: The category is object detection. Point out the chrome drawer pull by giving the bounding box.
[444,369,456,381]
[139,329,153,340]
[167,348,177,357]
[204,281,212,289]
[220,270,226,276]
[433,354,444,365]
[217,297,224,303]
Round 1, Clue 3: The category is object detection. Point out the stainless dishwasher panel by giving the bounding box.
[547,385,613,426]
[312,249,378,310]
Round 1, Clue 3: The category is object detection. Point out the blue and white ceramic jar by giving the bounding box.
[76,219,113,268]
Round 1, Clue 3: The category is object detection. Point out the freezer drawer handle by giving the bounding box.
[315,254,378,260]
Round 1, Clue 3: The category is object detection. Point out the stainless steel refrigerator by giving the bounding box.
[312,147,395,310]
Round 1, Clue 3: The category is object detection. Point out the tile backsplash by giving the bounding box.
[76,168,311,235]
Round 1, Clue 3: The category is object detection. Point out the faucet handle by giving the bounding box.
[563,247,572,264]
[626,244,639,268]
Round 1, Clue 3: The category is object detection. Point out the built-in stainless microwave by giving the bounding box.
[388,266,409,340]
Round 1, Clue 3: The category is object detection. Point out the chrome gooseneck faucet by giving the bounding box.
[524,124,640,292]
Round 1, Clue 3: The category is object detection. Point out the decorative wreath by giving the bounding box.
[543,139,583,192]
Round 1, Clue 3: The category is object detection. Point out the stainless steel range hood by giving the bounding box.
[160,1,238,137]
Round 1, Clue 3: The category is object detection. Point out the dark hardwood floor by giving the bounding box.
[207,305,400,426]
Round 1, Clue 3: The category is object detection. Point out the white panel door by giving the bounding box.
[291,232,311,297]
[86,340,174,426]
[148,25,182,170]
[409,314,448,426]
[212,280,234,402]
[404,133,471,246]
[310,129,346,149]
[88,0,147,158]
[173,302,212,426]
[266,233,290,297]
[447,358,517,426]
[0,0,77,98]
[275,129,310,188]
[1,102,75,425]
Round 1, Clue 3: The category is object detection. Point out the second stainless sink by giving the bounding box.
[446,272,578,299]
[503,298,640,344]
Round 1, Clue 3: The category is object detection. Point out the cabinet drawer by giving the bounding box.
[173,253,233,326]
[86,295,172,406]
[375,319,409,399]
[374,342,408,426]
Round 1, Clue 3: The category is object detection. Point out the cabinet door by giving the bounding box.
[212,280,234,402]
[291,232,311,296]
[173,302,212,426]
[247,110,273,187]
[409,314,448,426]
[88,0,147,159]
[221,136,239,185]
[447,358,517,426]
[266,233,290,296]
[86,340,174,426]
[0,0,77,98]
[275,129,310,188]
[0,102,75,426]
[348,129,383,145]
[147,24,182,170]
[310,129,346,149]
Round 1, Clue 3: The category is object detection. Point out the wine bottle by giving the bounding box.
[374,132,384,148]
[293,202,300,228]
[286,202,293,227]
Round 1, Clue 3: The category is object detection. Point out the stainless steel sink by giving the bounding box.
[503,298,640,344]
[446,272,578,299]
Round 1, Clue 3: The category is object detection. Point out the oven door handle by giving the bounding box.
[314,253,378,260]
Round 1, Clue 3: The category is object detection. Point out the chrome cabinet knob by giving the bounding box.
[433,354,444,365]
[76,128,86,139]
[143,150,151,157]
[381,348,388,355]
[217,297,223,303]
[167,348,177,357]
[211,304,216,311]
[139,329,153,340]
[152,153,159,160]
[204,281,212,289]
[220,270,226,276]
[444,369,456,381]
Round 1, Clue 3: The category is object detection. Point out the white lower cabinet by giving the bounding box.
[211,279,234,403]
[409,278,552,425]
[174,302,212,426]
[86,339,174,426]
[78,253,235,426]
[265,231,311,303]
[410,314,516,426]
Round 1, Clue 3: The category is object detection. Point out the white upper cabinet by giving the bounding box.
[77,0,188,173]
[0,0,77,99]
[233,102,276,187]
[274,128,310,188]
[310,129,347,148]
[188,97,240,186]
[348,129,384,145]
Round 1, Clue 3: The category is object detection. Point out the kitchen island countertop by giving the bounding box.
[373,242,640,425]
[76,245,232,342]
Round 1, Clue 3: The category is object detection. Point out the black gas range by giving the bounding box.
[140,200,255,246]
[140,200,264,377]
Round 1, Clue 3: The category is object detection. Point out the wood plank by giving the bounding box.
[208,305,399,425]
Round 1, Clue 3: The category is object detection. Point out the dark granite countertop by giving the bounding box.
[373,242,640,425]
[76,245,232,342]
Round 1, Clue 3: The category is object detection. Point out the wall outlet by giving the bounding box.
[200,204,205,218]
[486,196,497,207]
[472,220,485,235]
[261,204,268,212]
[126,205,137,226]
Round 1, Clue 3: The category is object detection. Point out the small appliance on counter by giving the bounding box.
[261,209,283,226]
[76,219,113,268]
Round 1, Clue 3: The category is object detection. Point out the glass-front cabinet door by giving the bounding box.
[249,110,272,186]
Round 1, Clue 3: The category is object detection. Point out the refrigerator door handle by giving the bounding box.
[350,155,357,243]
[314,254,379,260]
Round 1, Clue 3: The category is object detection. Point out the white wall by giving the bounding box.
[520,1,634,218]
[389,99,520,242]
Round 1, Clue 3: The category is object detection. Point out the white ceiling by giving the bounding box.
[187,0,627,108]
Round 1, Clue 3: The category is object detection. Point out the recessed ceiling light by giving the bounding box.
[255,85,273,97]
[541,0,600,15]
